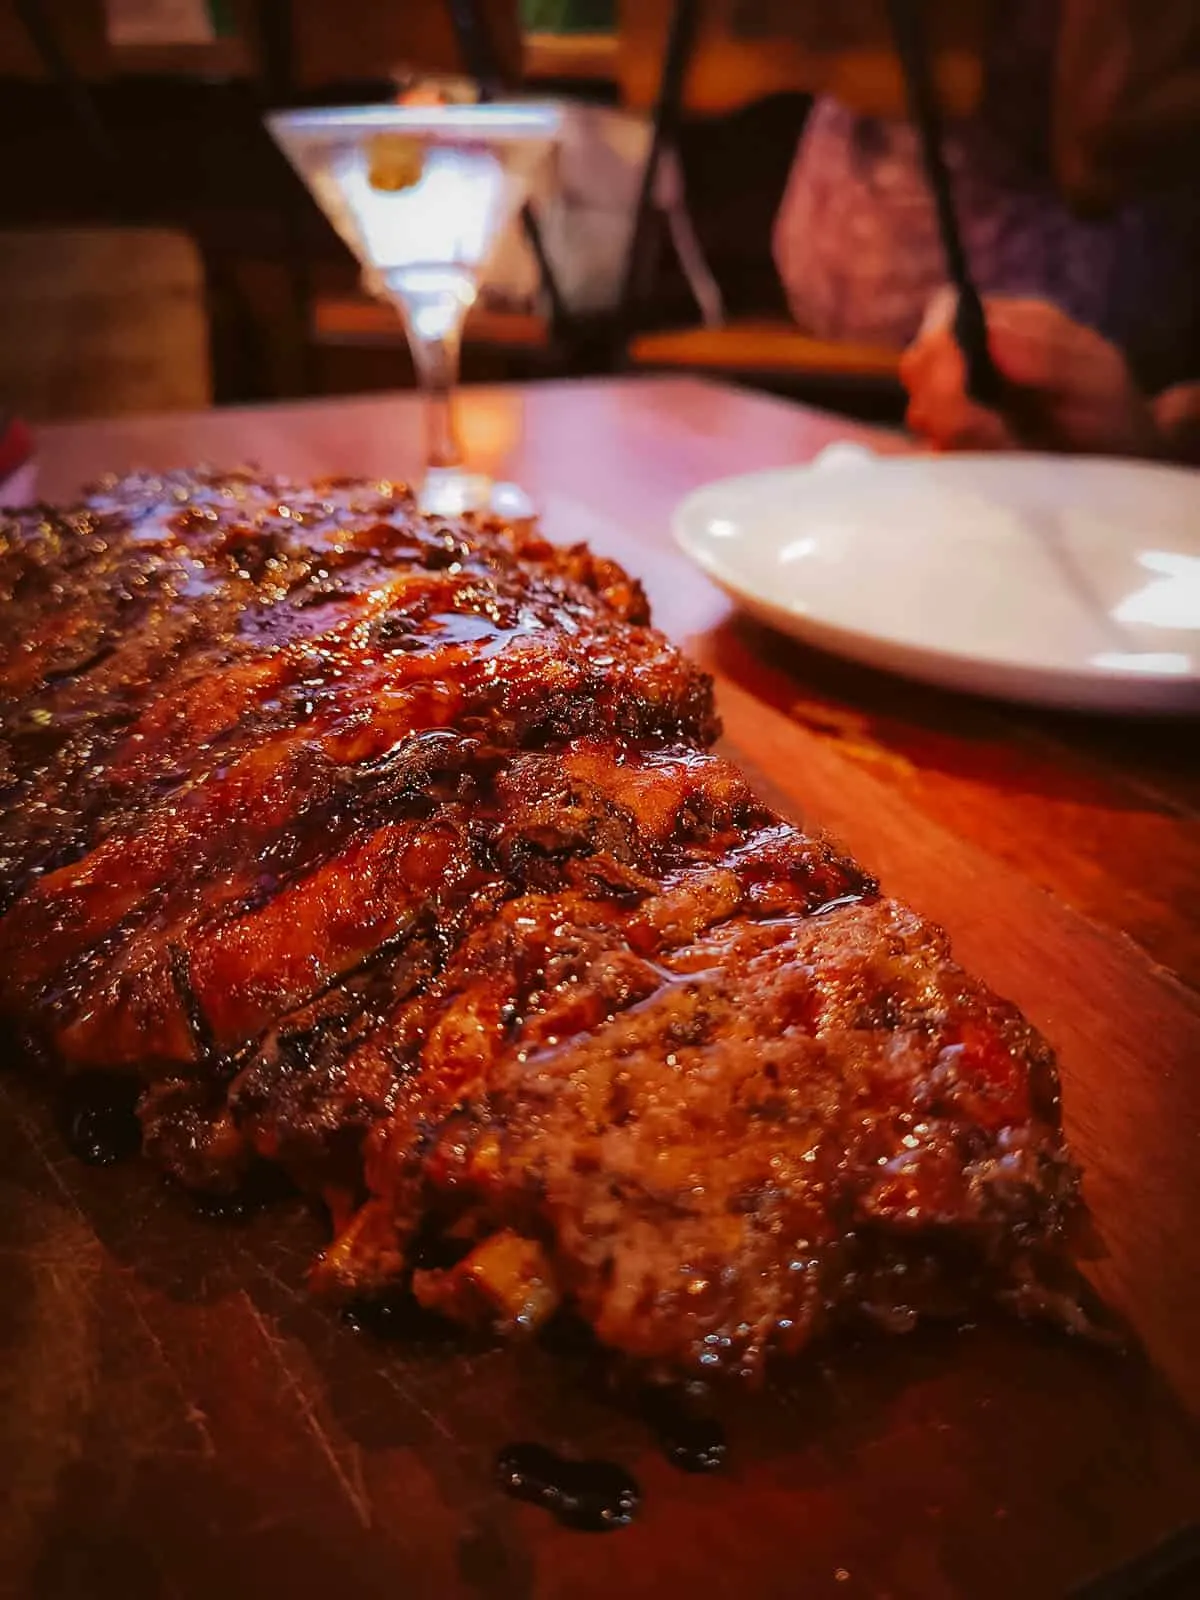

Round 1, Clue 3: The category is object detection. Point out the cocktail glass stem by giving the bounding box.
[416,323,463,473]
[382,266,489,517]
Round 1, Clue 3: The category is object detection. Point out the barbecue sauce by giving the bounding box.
[495,1443,640,1532]
[658,1410,728,1474]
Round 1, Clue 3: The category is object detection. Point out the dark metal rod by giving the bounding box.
[885,0,1002,405]
[15,0,122,194]
[615,0,700,343]
[443,0,569,335]
[447,0,503,97]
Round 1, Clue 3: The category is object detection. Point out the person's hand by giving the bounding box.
[1153,382,1200,465]
[899,291,1162,457]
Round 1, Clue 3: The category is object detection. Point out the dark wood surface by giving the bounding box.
[5,377,1199,1600]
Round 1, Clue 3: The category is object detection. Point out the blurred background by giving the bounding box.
[13,0,1195,446]
[0,0,841,422]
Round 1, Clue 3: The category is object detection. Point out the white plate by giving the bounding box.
[673,446,1200,713]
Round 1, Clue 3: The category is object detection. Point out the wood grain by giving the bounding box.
[7,376,1199,1599]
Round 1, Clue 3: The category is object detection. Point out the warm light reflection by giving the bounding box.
[1090,651,1193,675]
[779,536,818,563]
[458,399,521,476]
[338,145,511,274]
[1112,553,1200,630]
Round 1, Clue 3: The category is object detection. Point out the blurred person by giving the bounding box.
[900,291,1200,463]
[772,1,1200,393]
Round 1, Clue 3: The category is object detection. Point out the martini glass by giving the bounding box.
[268,102,562,517]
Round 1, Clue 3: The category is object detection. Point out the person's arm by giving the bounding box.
[899,292,1187,459]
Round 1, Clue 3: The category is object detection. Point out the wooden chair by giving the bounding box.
[617,0,992,395]
[311,297,549,357]
[0,227,211,423]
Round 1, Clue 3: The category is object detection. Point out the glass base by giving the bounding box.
[418,467,534,522]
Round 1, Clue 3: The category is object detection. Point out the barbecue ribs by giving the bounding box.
[0,470,1079,1376]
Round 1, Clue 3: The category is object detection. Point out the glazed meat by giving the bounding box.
[0,470,1079,1376]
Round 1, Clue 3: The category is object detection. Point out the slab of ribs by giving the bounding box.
[0,470,1079,1377]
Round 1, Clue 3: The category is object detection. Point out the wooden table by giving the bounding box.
[6,377,1200,1599]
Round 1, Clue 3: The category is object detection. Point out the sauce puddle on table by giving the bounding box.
[641,1385,729,1474]
[495,1443,640,1532]
[495,1387,727,1531]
